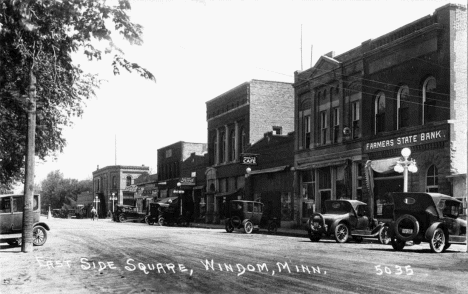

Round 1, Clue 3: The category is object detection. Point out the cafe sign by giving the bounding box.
[180,177,195,186]
[365,129,447,152]
[240,154,258,166]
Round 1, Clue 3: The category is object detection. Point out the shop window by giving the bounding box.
[422,77,437,125]
[426,165,439,192]
[397,85,410,129]
[302,171,315,218]
[356,163,363,201]
[374,92,386,134]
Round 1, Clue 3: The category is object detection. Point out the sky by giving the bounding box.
[29,0,466,188]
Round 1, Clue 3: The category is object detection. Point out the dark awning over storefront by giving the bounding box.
[296,159,347,170]
[248,165,289,175]
[369,157,400,173]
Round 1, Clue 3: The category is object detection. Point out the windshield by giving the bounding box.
[441,200,460,218]
[230,202,243,211]
[325,201,352,214]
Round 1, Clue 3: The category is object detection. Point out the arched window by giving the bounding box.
[220,132,226,163]
[230,129,236,161]
[374,92,386,134]
[126,176,132,186]
[112,176,117,189]
[300,97,311,149]
[426,165,438,192]
[422,77,436,125]
[397,85,410,129]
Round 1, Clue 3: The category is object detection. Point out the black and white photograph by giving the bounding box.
[0,0,467,293]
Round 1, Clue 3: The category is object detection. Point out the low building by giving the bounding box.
[134,173,158,213]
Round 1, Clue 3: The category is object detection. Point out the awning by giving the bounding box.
[123,185,138,192]
[156,196,178,207]
[369,157,400,173]
[296,159,348,170]
[248,165,289,175]
[193,185,204,190]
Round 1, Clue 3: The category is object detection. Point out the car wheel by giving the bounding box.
[177,216,190,227]
[429,227,446,253]
[118,214,126,222]
[158,217,165,226]
[353,236,363,243]
[390,236,405,251]
[378,225,390,245]
[334,223,349,243]
[309,214,324,233]
[244,221,253,234]
[394,214,419,241]
[148,218,155,225]
[443,243,451,252]
[267,222,278,234]
[33,226,47,246]
[308,230,321,242]
[225,220,234,233]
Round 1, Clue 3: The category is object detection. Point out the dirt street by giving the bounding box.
[1,217,467,294]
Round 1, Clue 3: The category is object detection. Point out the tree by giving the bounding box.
[0,0,155,252]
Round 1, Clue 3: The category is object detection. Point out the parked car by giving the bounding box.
[225,200,264,234]
[114,205,145,223]
[388,192,466,253]
[306,199,387,243]
[157,197,190,227]
[0,193,50,247]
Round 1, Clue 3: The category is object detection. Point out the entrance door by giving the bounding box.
[320,191,331,213]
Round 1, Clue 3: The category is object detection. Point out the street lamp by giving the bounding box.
[110,192,117,213]
[176,182,182,216]
[394,147,418,192]
[245,167,251,178]
[94,195,100,217]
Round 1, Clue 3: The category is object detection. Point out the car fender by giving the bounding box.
[241,219,251,226]
[424,222,447,241]
[34,222,50,231]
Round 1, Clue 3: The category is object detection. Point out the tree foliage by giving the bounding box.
[40,170,92,209]
[0,0,155,187]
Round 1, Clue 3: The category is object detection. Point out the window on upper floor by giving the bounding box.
[426,165,439,193]
[320,111,328,145]
[374,92,386,134]
[332,107,339,144]
[126,176,132,186]
[211,134,217,165]
[300,96,311,149]
[229,129,236,162]
[351,101,360,139]
[240,127,246,154]
[422,77,437,125]
[220,132,226,163]
[397,85,410,129]
[112,176,117,189]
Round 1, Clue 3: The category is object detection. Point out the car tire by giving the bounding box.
[378,225,391,245]
[334,223,349,243]
[309,214,325,233]
[394,214,419,241]
[267,222,278,234]
[118,214,126,222]
[158,217,165,226]
[33,226,47,246]
[390,236,406,251]
[244,220,253,234]
[225,220,234,233]
[177,216,190,227]
[353,236,363,243]
[429,227,446,253]
[443,243,451,252]
[308,230,321,242]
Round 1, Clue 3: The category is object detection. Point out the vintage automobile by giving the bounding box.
[225,200,264,234]
[388,192,467,253]
[157,197,190,227]
[306,199,387,243]
[114,205,145,223]
[0,194,50,247]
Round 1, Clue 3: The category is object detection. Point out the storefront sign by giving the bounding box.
[365,129,447,152]
[180,177,195,186]
[241,154,258,165]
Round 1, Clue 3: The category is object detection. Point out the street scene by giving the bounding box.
[1,1,467,294]
[1,217,467,294]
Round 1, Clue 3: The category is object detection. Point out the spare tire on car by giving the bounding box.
[393,214,419,241]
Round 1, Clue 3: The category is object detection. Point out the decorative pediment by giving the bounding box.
[308,55,341,79]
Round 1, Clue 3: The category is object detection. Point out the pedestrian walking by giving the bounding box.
[91,207,97,221]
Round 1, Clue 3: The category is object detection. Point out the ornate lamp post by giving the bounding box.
[110,192,117,213]
[394,147,418,192]
[94,195,100,217]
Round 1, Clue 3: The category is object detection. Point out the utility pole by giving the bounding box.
[22,70,36,253]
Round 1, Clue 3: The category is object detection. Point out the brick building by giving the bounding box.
[294,4,467,224]
[244,131,295,228]
[134,173,158,213]
[92,165,149,216]
[205,79,294,223]
[157,141,207,221]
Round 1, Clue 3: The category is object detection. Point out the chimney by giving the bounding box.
[97,165,99,170]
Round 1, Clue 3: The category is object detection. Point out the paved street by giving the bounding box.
[1,217,467,294]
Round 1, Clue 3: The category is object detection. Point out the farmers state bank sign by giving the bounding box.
[365,129,447,152]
